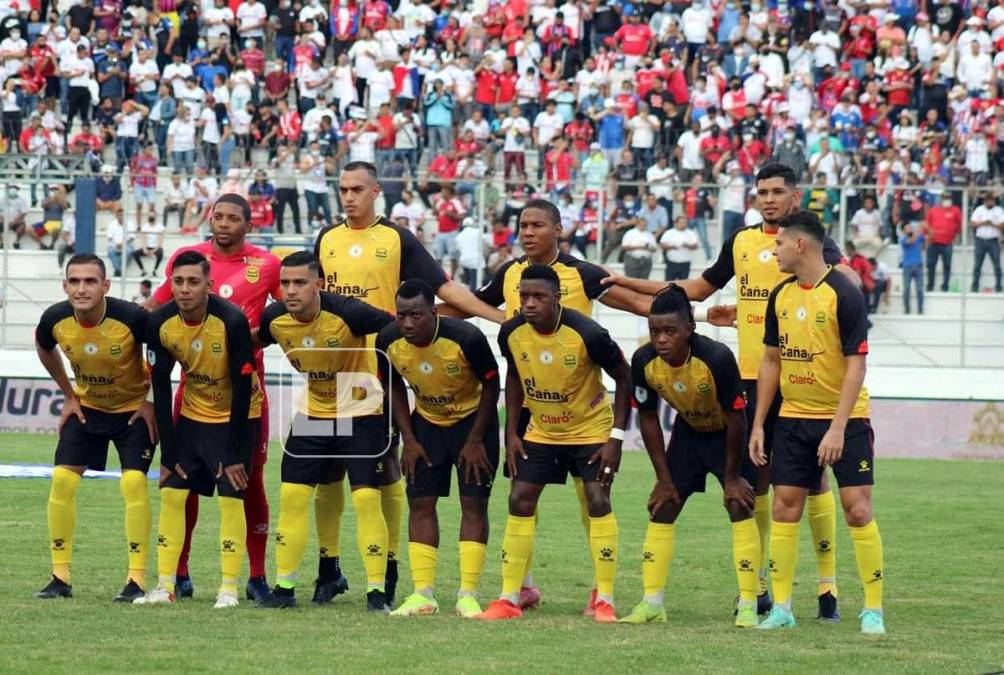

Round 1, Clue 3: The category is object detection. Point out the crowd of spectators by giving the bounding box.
[0,0,1001,295]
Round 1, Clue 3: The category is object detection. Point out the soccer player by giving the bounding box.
[751,211,885,635]
[619,286,760,627]
[377,280,500,618]
[253,252,396,611]
[313,160,503,605]
[146,193,281,603]
[477,264,631,623]
[136,251,259,608]
[456,197,658,614]
[612,163,855,619]
[34,254,156,602]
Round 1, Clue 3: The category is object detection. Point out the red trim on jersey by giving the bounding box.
[241,362,255,375]
[732,394,746,410]
[857,340,869,354]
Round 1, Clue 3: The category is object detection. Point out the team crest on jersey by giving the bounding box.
[191,339,203,352]
[211,342,223,356]
[758,249,773,263]
[815,311,826,324]
[697,382,712,395]
[419,361,434,374]
[796,307,807,321]
[375,248,388,259]
[635,386,648,403]
[445,362,460,376]
[673,380,687,393]
[220,283,234,299]
[349,244,364,258]
[84,342,98,355]
[539,350,553,365]
[326,337,340,348]
[109,344,122,358]
[563,354,577,369]
[245,266,260,283]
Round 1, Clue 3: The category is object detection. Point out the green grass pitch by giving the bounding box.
[0,431,1001,673]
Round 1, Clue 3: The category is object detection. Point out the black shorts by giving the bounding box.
[408,411,499,499]
[282,414,392,489]
[55,406,155,473]
[162,417,257,498]
[666,422,759,502]
[770,418,875,490]
[514,440,604,486]
[742,379,781,456]
[504,407,583,483]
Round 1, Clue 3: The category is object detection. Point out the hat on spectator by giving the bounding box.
[916,12,929,21]
[462,217,476,228]
[884,13,899,22]
[589,142,601,151]
[967,16,983,25]
[603,98,616,108]
[726,160,740,172]
[102,164,114,174]
[55,26,66,37]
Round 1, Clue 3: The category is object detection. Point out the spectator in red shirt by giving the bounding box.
[362,0,390,32]
[845,240,876,311]
[614,13,654,67]
[374,102,396,173]
[544,137,575,196]
[263,59,291,104]
[699,126,730,179]
[240,41,266,77]
[496,59,519,114]
[276,98,302,145]
[69,121,104,154]
[431,183,466,275]
[925,195,963,292]
[884,58,914,119]
[474,58,499,120]
[564,111,594,165]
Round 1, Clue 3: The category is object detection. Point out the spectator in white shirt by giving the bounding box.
[627,101,660,168]
[162,174,193,230]
[681,0,712,50]
[167,105,197,175]
[970,192,1003,292]
[851,194,884,257]
[501,104,531,180]
[130,215,165,277]
[809,22,841,81]
[389,189,427,233]
[532,99,563,177]
[236,0,267,47]
[956,38,992,93]
[660,215,700,281]
[455,216,485,291]
[620,217,659,280]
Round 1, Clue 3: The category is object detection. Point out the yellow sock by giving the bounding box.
[808,491,838,597]
[521,509,538,587]
[352,487,388,589]
[458,541,487,594]
[573,477,597,589]
[408,541,438,593]
[501,515,536,602]
[754,494,771,595]
[276,483,314,589]
[641,522,675,605]
[732,518,761,603]
[849,520,884,610]
[589,513,618,601]
[156,487,189,594]
[218,496,247,595]
[380,479,405,563]
[315,480,344,559]
[769,520,800,608]
[47,467,81,583]
[120,470,150,588]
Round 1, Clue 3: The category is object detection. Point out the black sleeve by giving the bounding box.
[374,322,398,357]
[146,309,178,467]
[474,258,513,307]
[313,223,334,261]
[460,326,499,381]
[575,260,612,301]
[630,345,659,411]
[833,275,869,356]
[221,304,255,466]
[497,318,518,363]
[398,226,449,291]
[701,230,738,289]
[338,295,395,336]
[822,235,845,266]
[702,338,745,413]
[35,303,68,350]
[571,313,626,371]
[763,284,781,348]
[108,298,148,346]
[257,301,285,346]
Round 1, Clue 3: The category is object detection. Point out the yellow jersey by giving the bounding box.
[764,268,870,420]
[499,307,625,445]
[476,251,609,319]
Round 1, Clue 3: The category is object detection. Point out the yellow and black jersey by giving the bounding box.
[36,297,149,413]
[376,316,499,427]
[147,295,257,466]
[703,225,845,380]
[259,291,394,419]
[764,267,870,420]
[631,333,746,434]
[313,216,449,315]
[476,251,610,319]
[499,307,625,445]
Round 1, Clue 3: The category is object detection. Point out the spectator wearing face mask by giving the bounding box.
[924,195,963,292]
